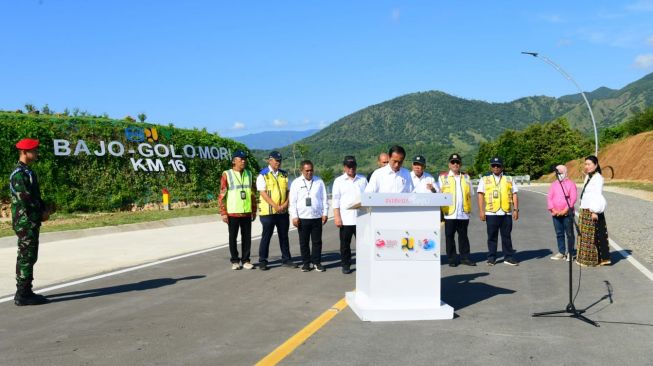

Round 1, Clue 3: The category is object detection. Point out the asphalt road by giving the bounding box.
[1,190,652,366]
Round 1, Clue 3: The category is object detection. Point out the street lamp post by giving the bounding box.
[521,52,599,156]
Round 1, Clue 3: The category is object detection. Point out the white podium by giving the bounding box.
[346,193,454,321]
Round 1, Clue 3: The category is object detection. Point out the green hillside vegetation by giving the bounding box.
[599,104,653,144]
[473,104,653,179]
[473,118,593,178]
[0,111,257,212]
[273,72,653,177]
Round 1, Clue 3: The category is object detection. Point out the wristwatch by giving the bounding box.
[514,209,519,212]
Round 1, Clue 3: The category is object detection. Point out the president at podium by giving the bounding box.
[365,145,413,193]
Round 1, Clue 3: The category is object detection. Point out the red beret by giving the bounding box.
[15,138,40,150]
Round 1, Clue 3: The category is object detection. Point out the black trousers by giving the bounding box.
[259,214,292,263]
[298,218,323,265]
[228,216,251,263]
[596,213,610,261]
[444,219,470,261]
[339,225,356,267]
[486,215,515,260]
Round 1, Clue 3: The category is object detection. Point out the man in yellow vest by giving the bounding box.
[477,156,519,266]
[438,153,475,267]
[256,151,296,270]
[219,150,257,270]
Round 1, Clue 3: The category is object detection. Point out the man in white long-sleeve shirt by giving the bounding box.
[332,155,367,274]
[289,160,329,272]
[365,145,414,193]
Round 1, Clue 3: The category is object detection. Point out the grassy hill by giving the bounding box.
[274,72,653,175]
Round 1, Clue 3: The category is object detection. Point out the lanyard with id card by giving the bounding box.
[303,178,313,207]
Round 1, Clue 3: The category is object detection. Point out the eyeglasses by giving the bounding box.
[304,169,314,172]
[491,164,502,168]
[450,161,461,165]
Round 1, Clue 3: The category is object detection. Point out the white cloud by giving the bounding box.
[272,119,287,127]
[318,120,329,129]
[627,0,653,12]
[391,8,400,22]
[647,35,653,46]
[232,121,246,130]
[633,54,653,69]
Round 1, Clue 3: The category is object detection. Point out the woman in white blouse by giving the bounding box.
[577,155,610,266]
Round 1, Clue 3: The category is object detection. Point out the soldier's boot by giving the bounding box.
[14,289,49,306]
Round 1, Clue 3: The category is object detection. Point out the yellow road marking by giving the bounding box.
[255,297,349,366]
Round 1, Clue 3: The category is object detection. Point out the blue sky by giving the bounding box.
[2,1,653,137]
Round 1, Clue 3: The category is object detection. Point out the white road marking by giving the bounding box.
[1,220,319,304]
[520,188,653,282]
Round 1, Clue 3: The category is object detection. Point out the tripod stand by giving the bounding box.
[532,171,599,327]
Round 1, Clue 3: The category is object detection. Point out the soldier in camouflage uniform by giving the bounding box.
[10,138,49,306]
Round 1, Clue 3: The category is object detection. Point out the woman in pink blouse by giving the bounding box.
[577,156,610,266]
[546,165,577,261]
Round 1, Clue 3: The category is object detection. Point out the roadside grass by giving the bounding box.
[0,205,219,238]
[604,180,653,192]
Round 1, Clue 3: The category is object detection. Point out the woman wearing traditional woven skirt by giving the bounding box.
[577,155,610,267]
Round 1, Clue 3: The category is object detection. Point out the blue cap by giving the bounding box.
[269,151,282,161]
[233,150,247,159]
[490,156,503,166]
[413,155,426,165]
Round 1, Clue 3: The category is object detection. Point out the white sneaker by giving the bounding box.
[242,262,255,270]
[550,252,566,260]
[231,263,242,270]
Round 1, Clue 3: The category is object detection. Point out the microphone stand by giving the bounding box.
[532,172,599,327]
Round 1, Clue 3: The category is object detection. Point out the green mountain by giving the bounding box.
[276,72,653,175]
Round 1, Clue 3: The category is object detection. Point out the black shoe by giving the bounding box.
[504,257,519,266]
[14,292,49,306]
[448,261,458,267]
[282,261,298,268]
[486,258,496,266]
[301,264,312,272]
[460,258,477,266]
[314,264,326,272]
[342,266,352,274]
[259,262,269,271]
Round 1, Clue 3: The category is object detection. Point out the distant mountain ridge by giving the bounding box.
[232,129,318,150]
[276,72,653,173]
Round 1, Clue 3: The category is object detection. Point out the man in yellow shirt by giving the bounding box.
[477,156,519,266]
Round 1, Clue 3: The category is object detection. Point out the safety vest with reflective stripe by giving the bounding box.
[224,169,252,214]
[438,172,472,215]
[482,175,513,213]
[258,167,288,216]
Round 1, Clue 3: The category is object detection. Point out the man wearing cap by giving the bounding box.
[219,150,257,270]
[367,152,389,182]
[332,155,367,274]
[365,145,414,193]
[439,154,475,267]
[289,160,329,272]
[10,138,49,306]
[256,151,296,270]
[477,156,520,266]
[410,155,438,193]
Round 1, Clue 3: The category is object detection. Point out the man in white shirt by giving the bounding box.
[410,155,438,193]
[365,145,414,193]
[477,156,519,266]
[332,156,367,274]
[289,160,329,272]
[438,153,475,267]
